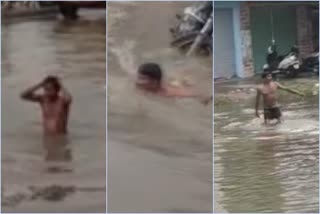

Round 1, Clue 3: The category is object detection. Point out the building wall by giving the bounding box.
[216,2,316,78]
[239,3,316,77]
[214,1,244,78]
[296,5,314,57]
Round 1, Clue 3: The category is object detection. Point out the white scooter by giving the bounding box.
[263,41,300,78]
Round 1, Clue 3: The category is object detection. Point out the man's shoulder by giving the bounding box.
[59,95,72,105]
[271,81,280,86]
[256,85,263,91]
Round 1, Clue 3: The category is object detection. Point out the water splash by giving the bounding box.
[109,40,137,76]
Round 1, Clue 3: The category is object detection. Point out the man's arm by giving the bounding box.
[166,86,196,98]
[166,87,212,105]
[276,82,304,96]
[59,82,72,104]
[20,82,43,102]
[255,88,261,117]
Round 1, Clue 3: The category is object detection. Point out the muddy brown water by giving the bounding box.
[1,10,106,212]
[107,2,212,213]
[214,85,319,213]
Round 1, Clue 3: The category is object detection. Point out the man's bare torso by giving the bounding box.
[258,81,278,108]
[40,96,70,135]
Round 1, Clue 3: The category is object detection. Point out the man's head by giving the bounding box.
[43,76,61,98]
[136,63,163,91]
[261,72,273,83]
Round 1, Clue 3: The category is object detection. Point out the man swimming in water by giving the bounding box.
[135,62,212,104]
[255,72,304,125]
[21,76,72,135]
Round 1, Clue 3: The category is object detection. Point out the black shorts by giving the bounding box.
[264,106,282,120]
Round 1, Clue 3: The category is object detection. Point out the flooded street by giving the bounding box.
[107,2,212,213]
[214,79,319,213]
[2,10,106,212]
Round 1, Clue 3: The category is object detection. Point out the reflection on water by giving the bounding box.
[215,97,319,213]
[2,10,106,212]
[108,2,212,213]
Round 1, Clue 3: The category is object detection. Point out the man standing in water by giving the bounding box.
[255,72,304,125]
[21,76,72,164]
[21,76,72,135]
[135,62,212,104]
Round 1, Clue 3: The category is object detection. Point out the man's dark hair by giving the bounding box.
[138,63,162,83]
[43,76,61,91]
[261,71,272,79]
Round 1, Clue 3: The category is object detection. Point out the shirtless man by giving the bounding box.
[135,62,212,104]
[255,72,304,125]
[21,76,72,135]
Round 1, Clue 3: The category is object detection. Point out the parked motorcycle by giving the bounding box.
[170,1,212,55]
[263,41,300,78]
[301,49,319,75]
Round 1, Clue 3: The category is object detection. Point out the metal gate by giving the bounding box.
[214,9,236,78]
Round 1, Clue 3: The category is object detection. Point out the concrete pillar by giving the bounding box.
[239,2,255,77]
[296,5,314,57]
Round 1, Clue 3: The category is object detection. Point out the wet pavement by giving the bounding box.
[1,9,106,212]
[214,78,319,213]
[107,2,212,213]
